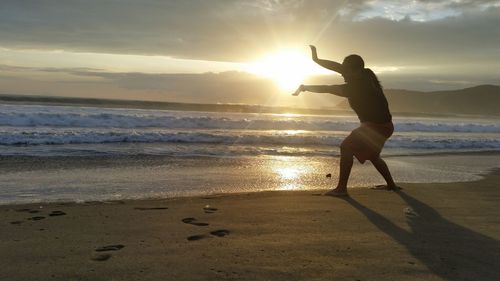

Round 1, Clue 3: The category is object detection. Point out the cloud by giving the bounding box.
[342,0,500,21]
[0,63,349,107]
[0,0,497,67]
[1,0,335,60]
[2,63,498,107]
[329,8,500,67]
[0,0,499,98]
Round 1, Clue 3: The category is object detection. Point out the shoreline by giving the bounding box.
[0,165,499,208]
[1,152,499,206]
[1,163,499,208]
[1,169,499,280]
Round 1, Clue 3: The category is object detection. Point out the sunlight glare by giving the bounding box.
[269,157,313,191]
[272,113,302,118]
[276,167,301,180]
[281,130,306,136]
[245,49,328,92]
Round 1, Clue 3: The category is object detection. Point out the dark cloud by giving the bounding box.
[326,8,500,66]
[0,0,497,67]
[0,0,339,60]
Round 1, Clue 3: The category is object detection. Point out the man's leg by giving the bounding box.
[336,145,354,191]
[325,145,354,196]
[370,156,398,189]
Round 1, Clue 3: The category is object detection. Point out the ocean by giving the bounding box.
[0,103,499,204]
[1,103,500,157]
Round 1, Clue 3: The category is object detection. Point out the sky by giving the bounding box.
[0,0,499,108]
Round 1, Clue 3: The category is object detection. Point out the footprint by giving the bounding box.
[103,200,125,205]
[91,253,112,261]
[49,211,66,217]
[134,207,168,211]
[187,234,209,241]
[28,216,45,221]
[16,208,41,214]
[203,205,218,214]
[95,244,125,252]
[10,221,24,225]
[210,229,230,237]
[182,217,209,226]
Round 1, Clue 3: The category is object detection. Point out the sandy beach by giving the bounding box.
[1,169,499,281]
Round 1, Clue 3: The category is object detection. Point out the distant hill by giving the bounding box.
[337,85,500,116]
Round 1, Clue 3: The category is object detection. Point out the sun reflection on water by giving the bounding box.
[272,113,302,118]
[275,167,301,180]
[279,183,299,190]
[280,130,306,136]
[269,156,313,191]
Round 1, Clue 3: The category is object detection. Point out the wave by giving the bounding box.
[0,129,341,146]
[1,129,499,150]
[0,104,499,133]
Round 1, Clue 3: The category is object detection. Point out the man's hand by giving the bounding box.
[309,45,318,61]
[292,85,305,96]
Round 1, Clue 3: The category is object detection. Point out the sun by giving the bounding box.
[245,49,327,92]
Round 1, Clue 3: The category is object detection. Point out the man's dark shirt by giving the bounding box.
[340,75,392,123]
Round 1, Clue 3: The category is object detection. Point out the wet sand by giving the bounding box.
[2,153,500,204]
[1,170,499,281]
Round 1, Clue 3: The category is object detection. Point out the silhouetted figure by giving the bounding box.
[294,45,397,196]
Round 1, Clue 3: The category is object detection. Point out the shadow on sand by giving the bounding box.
[344,191,500,280]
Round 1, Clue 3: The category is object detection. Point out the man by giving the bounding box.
[294,45,399,196]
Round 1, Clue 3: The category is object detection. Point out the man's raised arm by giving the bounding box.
[310,45,344,74]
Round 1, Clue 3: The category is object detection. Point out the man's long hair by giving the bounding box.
[364,68,383,91]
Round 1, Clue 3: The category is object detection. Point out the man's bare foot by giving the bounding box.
[324,188,349,197]
[370,185,402,191]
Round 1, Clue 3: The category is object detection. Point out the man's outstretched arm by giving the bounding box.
[310,45,344,74]
[293,84,347,97]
